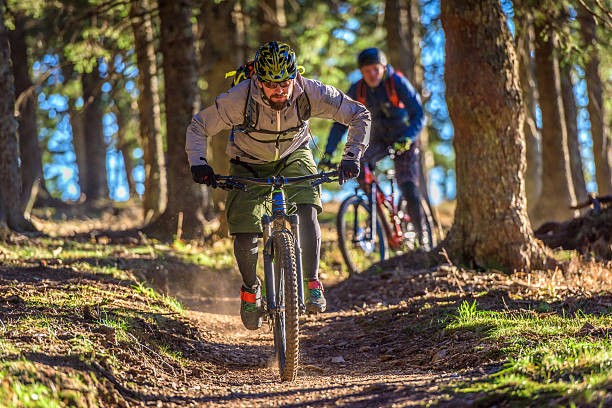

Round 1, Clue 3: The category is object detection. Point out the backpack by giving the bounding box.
[225,60,311,136]
[356,71,405,109]
[225,60,255,88]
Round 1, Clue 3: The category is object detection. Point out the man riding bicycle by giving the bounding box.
[185,41,371,330]
[322,47,426,242]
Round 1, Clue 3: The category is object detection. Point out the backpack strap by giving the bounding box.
[243,84,257,130]
[296,92,311,122]
[385,73,405,109]
[237,83,311,136]
[357,74,405,109]
[356,79,366,105]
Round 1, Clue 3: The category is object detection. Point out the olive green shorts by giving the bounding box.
[226,147,322,235]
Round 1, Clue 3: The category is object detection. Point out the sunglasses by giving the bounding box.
[261,80,292,89]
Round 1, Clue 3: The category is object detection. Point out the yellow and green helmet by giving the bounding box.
[254,41,297,82]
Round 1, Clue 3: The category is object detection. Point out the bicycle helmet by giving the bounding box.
[254,41,297,82]
[357,47,387,67]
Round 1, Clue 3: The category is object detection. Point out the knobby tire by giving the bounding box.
[399,197,436,251]
[337,194,386,275]
[272,230,299,382]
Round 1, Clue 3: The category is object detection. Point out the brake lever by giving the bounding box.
[311,176,337,187]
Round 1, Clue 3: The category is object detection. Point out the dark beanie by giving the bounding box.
[357,48,388,67]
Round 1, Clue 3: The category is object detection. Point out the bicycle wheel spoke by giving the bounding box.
[337,195,386,274]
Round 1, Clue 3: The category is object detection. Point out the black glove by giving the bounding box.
[318,152,333,170]
[191,162,217,187]
[338,159,360,185]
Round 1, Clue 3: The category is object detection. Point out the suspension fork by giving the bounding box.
[289,214,306,314]
[262,215,276,310]
[369,183,377,241]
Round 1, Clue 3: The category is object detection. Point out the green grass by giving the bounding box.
[0,237,205,405]
[0,360,95,407]
[171,239,234,269]
[97,313,132,344]
[447,300,612,406]
[132,282,184,314]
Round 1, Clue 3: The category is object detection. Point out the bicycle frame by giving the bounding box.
[261,186,306,314]
[358,164,405,250]
[217,171,337,315]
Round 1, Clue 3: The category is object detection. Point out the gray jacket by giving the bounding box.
[186,74,370,165]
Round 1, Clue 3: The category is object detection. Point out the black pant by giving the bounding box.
[233,204,320,288]
[399,180,423,243]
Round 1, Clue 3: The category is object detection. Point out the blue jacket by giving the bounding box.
[325,66,424,155]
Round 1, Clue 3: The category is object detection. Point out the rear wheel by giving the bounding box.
[271,230,299,382]
[399,196,436,251]
[337,194,386,275]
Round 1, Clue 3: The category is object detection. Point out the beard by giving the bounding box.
[269,99,287,111]
[262,91,289,111]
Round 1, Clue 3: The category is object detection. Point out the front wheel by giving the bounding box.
[399,196,436,251]
[337,194,386,275]
[271,230,299,382]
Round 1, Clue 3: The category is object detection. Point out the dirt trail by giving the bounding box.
[147,258,506,408]
[177,297,460,407]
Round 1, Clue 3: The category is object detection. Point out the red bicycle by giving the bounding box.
[336,157,437,274]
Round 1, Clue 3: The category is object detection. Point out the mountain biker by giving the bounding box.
[186,41,371,330]
[321,47,426,242]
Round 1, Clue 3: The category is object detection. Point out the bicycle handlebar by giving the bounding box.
[216,170,339,191]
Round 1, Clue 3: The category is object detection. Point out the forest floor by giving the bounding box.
[0,202,611,407]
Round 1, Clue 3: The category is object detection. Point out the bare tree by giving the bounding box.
[440,0,553,272]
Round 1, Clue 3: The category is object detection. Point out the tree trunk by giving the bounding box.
[0,4,34,234]
[8,14,43,218]
[440,0,552,272]
[514,7,541,219]
[150,0,204,239]
[81,68,108,202]
[115,105,136,197]
[531,24,576,227]
[198,0,242,237]
[385,0,436,223]
[384,0,415,82]
[561,65,588,204]
[130,0,167,221]
[70,96,87,201]
[258,0,285,43]
[578,6,612,195]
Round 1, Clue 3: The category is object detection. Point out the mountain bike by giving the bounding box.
[335,154,437,274]
[217,170,337,382]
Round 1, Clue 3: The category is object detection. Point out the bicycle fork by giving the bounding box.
[262,214,306,316]
[367,183,401,249]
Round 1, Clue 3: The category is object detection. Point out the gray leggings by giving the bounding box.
[233,204,321,288]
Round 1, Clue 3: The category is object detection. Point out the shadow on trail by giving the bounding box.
[308,265,612,375]
[2,347,455,407]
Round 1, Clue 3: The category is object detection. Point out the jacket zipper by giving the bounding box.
[274,110,281,161]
